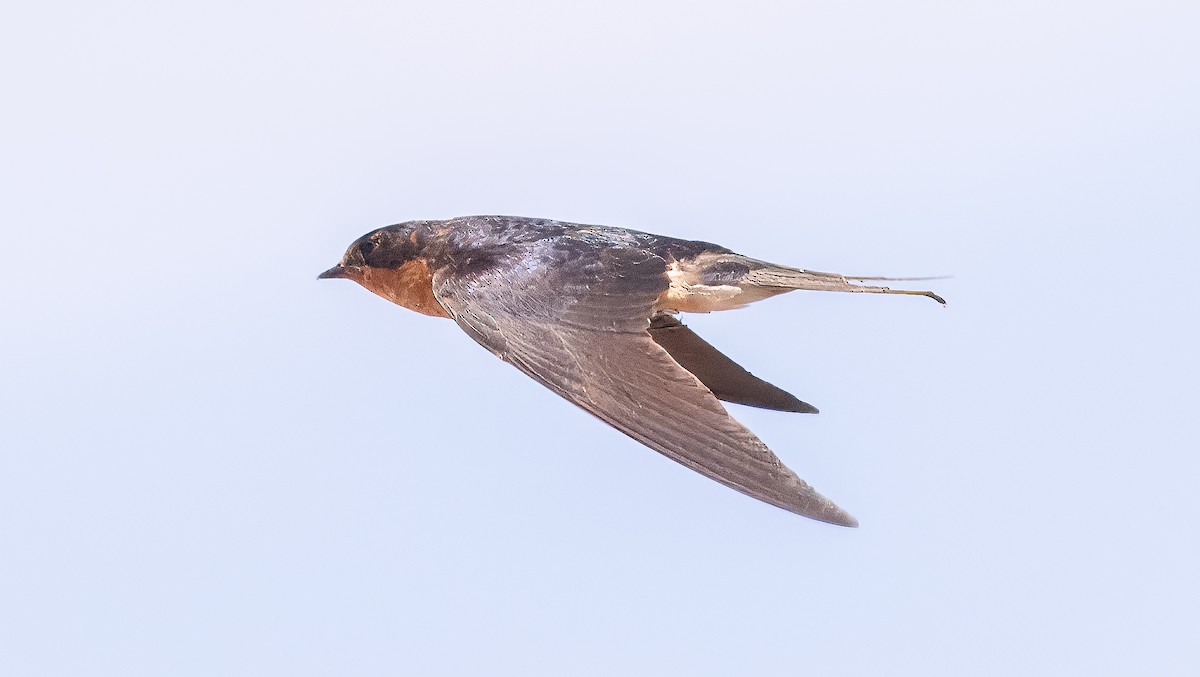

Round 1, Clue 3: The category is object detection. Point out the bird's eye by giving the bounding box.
[358,239,378,257]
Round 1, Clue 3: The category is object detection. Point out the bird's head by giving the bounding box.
[318,222,450,318]
[318,224,416,282]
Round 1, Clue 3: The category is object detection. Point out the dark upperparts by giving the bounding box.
[436,215,733,266]
[332,216,735,282]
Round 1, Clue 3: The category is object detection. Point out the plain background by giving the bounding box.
[2,1,1197,675]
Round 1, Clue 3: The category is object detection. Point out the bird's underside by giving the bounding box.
[323,216,944,526]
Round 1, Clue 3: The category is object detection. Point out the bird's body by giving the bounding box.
[320,215,943,526]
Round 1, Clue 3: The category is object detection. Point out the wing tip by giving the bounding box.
[826,511,860,528]
[786,495,859,527]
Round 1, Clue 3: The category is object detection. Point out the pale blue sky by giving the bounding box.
[2,1,1197,675]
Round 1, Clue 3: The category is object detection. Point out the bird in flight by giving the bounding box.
[319,215,944,526]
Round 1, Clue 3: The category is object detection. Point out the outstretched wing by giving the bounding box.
[648,315,819,414]
[431,238,856,526]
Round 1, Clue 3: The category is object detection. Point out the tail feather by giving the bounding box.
[744,262,947,305]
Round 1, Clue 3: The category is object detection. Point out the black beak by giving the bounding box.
[318,265,348,280]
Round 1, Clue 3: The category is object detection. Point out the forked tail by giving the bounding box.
[744,262,947,305]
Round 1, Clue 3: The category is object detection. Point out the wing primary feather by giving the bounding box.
[648,316,818,414]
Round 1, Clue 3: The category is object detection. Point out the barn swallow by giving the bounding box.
[319,215,944,526]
